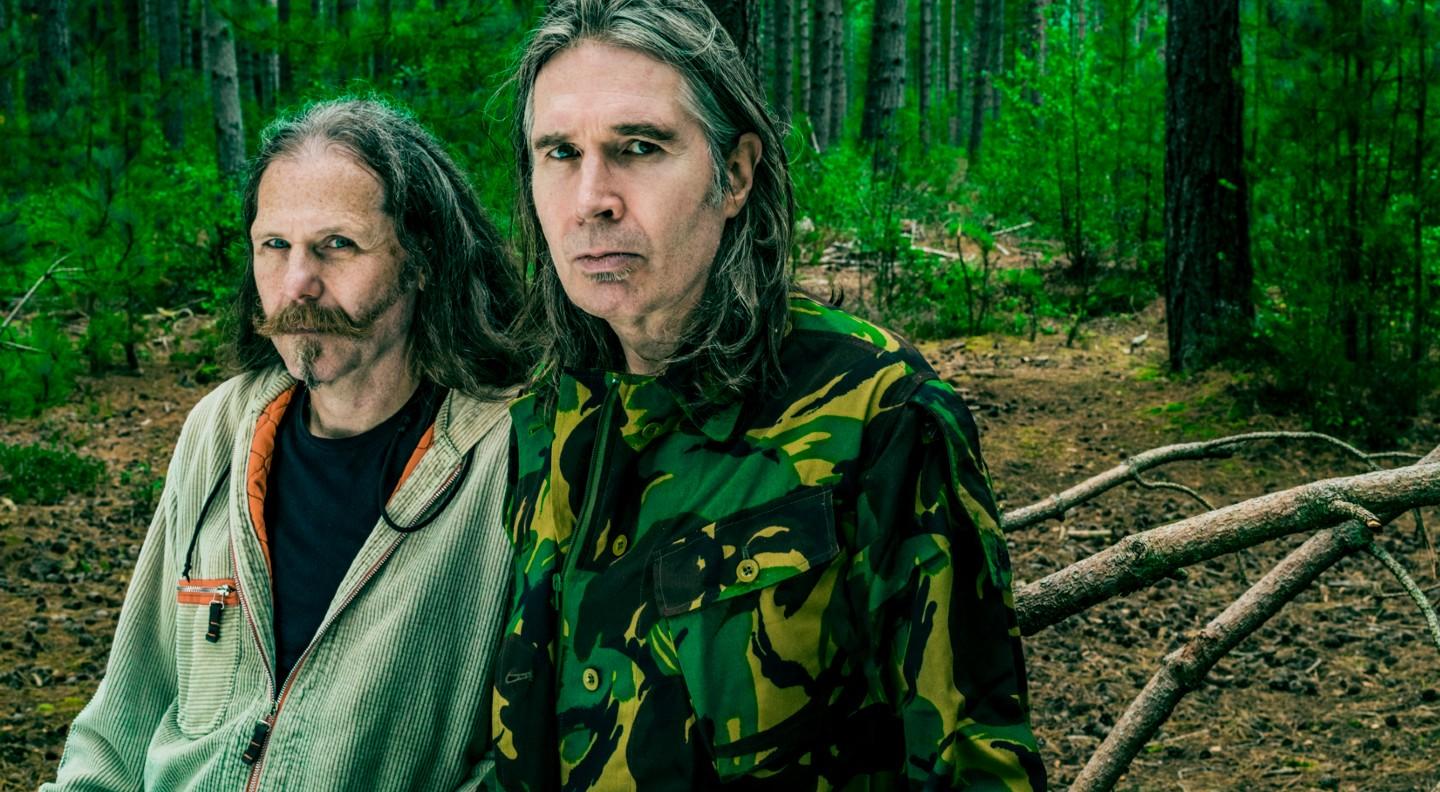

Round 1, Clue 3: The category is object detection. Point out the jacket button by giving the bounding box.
[612,535,629,557]
[641,423,662,440]
[736,558,760,583]
[581,667,601,692]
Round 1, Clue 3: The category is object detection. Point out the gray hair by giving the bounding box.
[511,0,794,405]
[231,97,527,394]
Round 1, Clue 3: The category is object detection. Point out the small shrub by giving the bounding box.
[0,442,107,505]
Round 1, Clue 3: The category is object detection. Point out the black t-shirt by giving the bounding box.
[263,380,443,687]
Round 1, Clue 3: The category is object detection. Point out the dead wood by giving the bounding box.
[1015,457,1440,636]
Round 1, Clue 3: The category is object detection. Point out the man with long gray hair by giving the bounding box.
[46,98,524,791]
[490,1,1045,788]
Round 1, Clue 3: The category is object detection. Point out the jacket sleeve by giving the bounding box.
[42,451,184,790]
[859,377,1046,790]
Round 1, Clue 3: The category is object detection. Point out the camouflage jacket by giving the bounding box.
[491,296,1045,790]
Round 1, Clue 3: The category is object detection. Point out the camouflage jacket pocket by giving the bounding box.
[651,487,843,779]
[173,578,243,737]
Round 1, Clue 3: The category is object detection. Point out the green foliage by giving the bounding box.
[0,442,107,505]
[0,317,82,417]
[119,460,165,521]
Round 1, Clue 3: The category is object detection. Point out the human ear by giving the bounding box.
[722,132,762,220]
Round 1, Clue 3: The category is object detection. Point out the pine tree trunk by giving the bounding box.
[798,0,810,122]
[277,0,291,94]
[919,0,934,149]
[1164,0,1252,372]
[772,0,792,122]
[157,0,184,147]
[180,0,192,71]
[990,0,1004,119]
[1026,0,1048,105]
[25,0,71,118]
[1412,0,1429,364]
[967,0,993,162]
[861,0,905,150]
[200,0,211,82]
[808,0,832,149]
[827,0,845,144]
[207,0,245,177]
[947,0,963,145]
[0,0,13,118]
[260,0,278,108]
[121,0,146,160]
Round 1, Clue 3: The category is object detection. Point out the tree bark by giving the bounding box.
[827,0,844,144]
[260,0,278,108]
[25,0,71,118]
[967,0,994,162]
[808,0,832,148]
[947,0,963,145]
[1026,0,1049,105]
[798,0,810,124]
[1163,0,1252,372]
[771,0,792,122]
[276,0,290,95]
[861,0,906,144]
[919,0,934,149]
[157,0,184,148]
[206,0,245,178]
[1412,0,1429,364]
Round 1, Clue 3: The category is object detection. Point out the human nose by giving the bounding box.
[279,246,324,302]
[574,156,624,223]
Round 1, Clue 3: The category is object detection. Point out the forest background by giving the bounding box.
[2,0,1439,789]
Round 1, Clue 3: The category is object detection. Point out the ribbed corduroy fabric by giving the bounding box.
[44,368,514,792]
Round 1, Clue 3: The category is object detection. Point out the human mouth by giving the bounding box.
[574,252,642,275]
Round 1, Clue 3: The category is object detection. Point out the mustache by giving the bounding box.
[252,302,374,339]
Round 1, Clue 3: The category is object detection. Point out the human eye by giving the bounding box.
[322,236,355,250]
[259,238,289,250]
[546,144,579,161]
[622,139,661,156]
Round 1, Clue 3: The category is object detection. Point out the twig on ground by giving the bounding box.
[1003,431,1399,531]
[994,220,1035,236]
[1131,471,1215,511]
[1365,543,1440,653]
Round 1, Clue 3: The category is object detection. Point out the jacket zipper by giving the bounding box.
[233,456,466,791]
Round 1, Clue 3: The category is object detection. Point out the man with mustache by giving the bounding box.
[46,98,524,791]
[490,1,1046,789]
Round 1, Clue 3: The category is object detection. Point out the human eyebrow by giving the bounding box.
[612,123,677,142]
[532,132,570,152]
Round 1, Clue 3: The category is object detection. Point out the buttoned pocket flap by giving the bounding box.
[652,488,838,617]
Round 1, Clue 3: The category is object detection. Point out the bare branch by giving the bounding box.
[1365,543,1440,653]
[1,254,72,336]
[1130,471,1215,511]
[1003,431,1401,531]
[1015,459,1440,636]
[1325,500,1383,530]
[1069,520,1375,791]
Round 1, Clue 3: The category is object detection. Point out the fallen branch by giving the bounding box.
[1015,459,1440,635]
[2,254,73,336]
[994,220,1035,236]
[1366,543,1440,652]
[1130,471,1214,511]
[1003,431,1399,531]
[1066,445,1440,790]
[1069,520,1375,791]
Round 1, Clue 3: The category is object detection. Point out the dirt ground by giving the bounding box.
[2,304,1438,790]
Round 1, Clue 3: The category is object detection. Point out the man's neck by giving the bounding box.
[305,360,421,438]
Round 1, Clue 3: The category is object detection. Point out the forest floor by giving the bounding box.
[1,273,1439,789]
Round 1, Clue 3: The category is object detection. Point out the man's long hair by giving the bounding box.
[230,98,527,395]
[511,0,794,404]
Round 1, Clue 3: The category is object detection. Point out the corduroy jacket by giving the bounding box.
[45,368,513,792]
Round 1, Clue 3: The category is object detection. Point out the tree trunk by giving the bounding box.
[207,0,245,177]
[860,0,904,150]
[967,0,994,163]
[947,0,963,145]
[798,0,810,123]
[25,0,71,118]
[826,0,845,144]
[157,0,184,148]
[260,0,278,108]
[374,0,392,80]
[1163,0,1252,372]
[991,0,1004,120]
[199,0,210,80]
[277,0,290,95]
[919,0,934,150]
[1027,0,1049,105]
[1412,0,1429,364]
[0,0,12,118]
[704,0,759,70]
[808,0,832,149]
[121,0,146,160]
[771,0,792,122]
